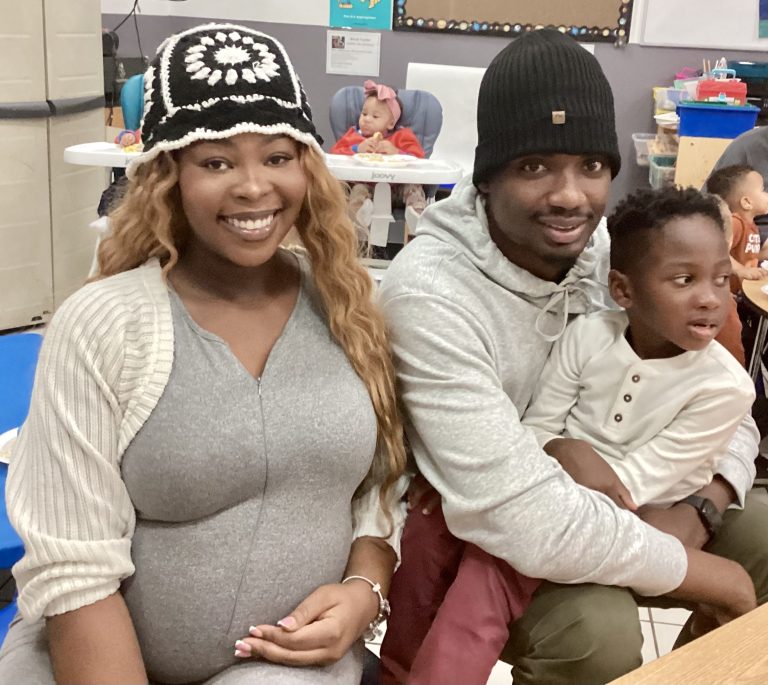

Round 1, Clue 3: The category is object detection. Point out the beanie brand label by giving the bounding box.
[552,110,566,125]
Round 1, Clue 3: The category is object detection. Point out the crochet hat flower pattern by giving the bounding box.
[128,23,323,176]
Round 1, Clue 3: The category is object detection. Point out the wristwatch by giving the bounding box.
[678,495,723,538]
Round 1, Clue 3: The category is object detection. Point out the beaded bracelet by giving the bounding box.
[342,575,391,641]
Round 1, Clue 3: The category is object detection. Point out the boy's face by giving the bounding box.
[359,96,395,137]
[738,170,768,217]
[609,214,731,359]
[479,153,611,282]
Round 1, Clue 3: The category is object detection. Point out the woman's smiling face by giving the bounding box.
[176,132,307,269]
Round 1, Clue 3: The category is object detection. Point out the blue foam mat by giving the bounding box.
[0,333,43,435]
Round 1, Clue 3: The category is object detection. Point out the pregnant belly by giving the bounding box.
[121,501,352,684]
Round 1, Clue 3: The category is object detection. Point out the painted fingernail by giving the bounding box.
[249,626,263,638]
[277,616,296,629]
[234,649,250,658]
[234,640,252,654]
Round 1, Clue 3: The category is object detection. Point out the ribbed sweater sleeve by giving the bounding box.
[8,264,174,620]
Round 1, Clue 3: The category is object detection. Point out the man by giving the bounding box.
[378,29,767,684]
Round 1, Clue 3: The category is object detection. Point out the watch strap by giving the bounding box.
[679,495,722,537]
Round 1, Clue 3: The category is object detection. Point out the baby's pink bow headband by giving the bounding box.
[363,79,401,124]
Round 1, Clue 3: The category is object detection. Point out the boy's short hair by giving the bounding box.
[706,164,755,207]
[608,186,724,273]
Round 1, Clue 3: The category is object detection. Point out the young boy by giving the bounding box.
[708,165,768,363]
[382,186,757,685]
[707,164,768,293]
[524,186,755,511]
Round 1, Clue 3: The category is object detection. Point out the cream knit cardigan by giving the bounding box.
[8,259,405,621]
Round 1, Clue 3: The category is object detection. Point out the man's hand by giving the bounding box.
[668,548,756,639]
[638,503,709,548]
[544,438,637,511]
[641,475,735,548]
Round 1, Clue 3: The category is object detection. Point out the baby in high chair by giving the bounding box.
[331,80,428,249]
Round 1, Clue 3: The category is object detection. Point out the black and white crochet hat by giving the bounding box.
[127,23,323,177]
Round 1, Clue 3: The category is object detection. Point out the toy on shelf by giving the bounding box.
[114,129,142,153]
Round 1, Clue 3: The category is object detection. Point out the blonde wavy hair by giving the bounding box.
[97,144,407,516]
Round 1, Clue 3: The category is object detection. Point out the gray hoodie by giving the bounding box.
[380,176,755,596]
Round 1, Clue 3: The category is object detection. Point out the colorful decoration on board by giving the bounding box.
[331,0,393,30]
[392,0,633,44]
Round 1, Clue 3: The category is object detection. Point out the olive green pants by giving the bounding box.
[501,492,768,685]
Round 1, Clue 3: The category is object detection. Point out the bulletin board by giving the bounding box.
[393,0,633,43]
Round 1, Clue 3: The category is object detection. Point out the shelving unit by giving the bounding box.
[1,1,105,331]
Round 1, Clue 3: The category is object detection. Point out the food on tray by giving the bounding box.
[355,152,385,162]
[352,152,415,168]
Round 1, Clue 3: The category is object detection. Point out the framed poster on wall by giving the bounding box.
[331,0,393,30]
[392,0,633,43]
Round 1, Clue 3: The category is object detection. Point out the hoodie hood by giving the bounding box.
[412,175,612,340]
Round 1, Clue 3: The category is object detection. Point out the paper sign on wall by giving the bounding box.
[326,30,381,76]
[330,0,393,30]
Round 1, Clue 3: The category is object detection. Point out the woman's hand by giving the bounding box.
[234,580,379,666]
[544,438,637,511]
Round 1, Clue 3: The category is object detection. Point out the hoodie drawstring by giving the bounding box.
[534,277,604,343]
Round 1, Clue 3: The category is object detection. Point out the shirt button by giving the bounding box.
[624,394,632,402]
[614,413,623,422]
[632,374,640,383]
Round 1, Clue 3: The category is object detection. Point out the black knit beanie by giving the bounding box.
[473,29,620,187]
[128,23,323,177]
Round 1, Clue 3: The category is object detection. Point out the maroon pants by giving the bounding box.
[380,503,541,685]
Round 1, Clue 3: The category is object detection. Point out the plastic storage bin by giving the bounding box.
[649,153,676,189]
[676,102,759,138]
[632,132,656,166]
